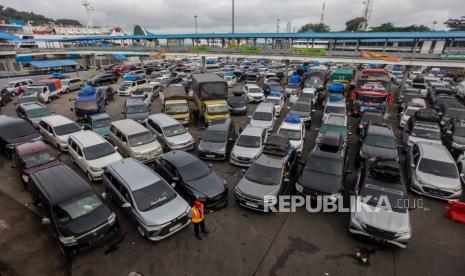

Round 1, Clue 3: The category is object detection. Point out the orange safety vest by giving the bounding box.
[191,205,205,223]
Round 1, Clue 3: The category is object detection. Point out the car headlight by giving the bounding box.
[415,175,424,184]
[295,182,303,193]
[352,214,366,228]
[167,140,178,147]
[6,144,15,149]
[59,235,77,245]
[194,193,207,201]
[22,174,29,183]
[90,166,103,172]
[107,212,116,225]
[358,123,363,129]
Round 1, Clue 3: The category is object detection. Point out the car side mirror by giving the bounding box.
[410,163,415,168]
[121,202,131,208]
[284,177,290,183]
[41,218,51,225]
[171,182,176,188]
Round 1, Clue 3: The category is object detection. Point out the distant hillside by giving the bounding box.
[0,5,82,26]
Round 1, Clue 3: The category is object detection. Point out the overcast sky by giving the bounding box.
[2,0,462,33]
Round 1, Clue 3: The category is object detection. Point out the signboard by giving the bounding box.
[440,53,465,60]
[291,48,326,55]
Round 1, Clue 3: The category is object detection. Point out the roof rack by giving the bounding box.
[263,134,291,157]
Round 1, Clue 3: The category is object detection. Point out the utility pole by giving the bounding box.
[194,15,198,34]
[276,18,280,33]
[286,21,292,33]
[232,0,235,33]
[359,0,372,31]
[320,0,326,25]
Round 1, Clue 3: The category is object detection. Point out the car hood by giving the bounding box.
[125,112,148,122]
[139,194,189,226]
[417,171,462,190]
[232,145,261,159]
[361,144,398,160]
[132,141,162,154]
[58,204,112,237]
[87,152,122,169]
[298,170,343,194]
[236,177,280,198]
[289,110,310,118]
[199,140,226,153]
[409,136,442,145]
[185,171,226,198]
[250,119,272,129]
[356,201,410,233]
[6,132,41,145]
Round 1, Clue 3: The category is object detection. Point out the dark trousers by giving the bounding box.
[193,220,206,237]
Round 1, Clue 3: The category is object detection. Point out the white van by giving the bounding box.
[118,79,148,96]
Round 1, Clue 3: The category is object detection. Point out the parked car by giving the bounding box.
[224,74,237,87]
[234,134,298,211]
[27,164,118,254]
[296,131,347,201]
[288,99,313,127]
[103,158,191,240]
[323,96,346,118]
[118,79,148,96]
[61,78,84,93]
[228,91,247,115]
[406,142,462,200]
[152,150,228,208]
[146,114,195,151]
[0,87,13,106]
[249,102,275,134]
[359,123,399,162]
[123,97,150,124]
[358,111,384,132]
[399,99,426,128]
[5,79,33,96]
[77,113,112,140]
[277,115,305,155]
[0,115,42,158]
[230,125,267,167]
[265,92,285,117]
[198,119,236,160]
[39,115,83,152]
[109,119,163,163]
[88,73,118,86]
[13,140,61,187]
[16,102,53,128]
[403,109,442,148]
[443,118,465,152]
[349,158,411,248]
[243,83,265,103]
[68,131,122,181]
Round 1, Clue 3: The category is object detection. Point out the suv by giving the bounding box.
[0,115,42,159]
[146,114,195,151]
[68,131,122,181]
[16,102,53,128]
[277,115,305,155]
[288,98,313,127]
[123,97,150,124]
[359,123,398,162]
[249,102,275,133]
[234,134,298,211]
[323,96,346,118]
[406,142,462,200]
[243,83,265,103]
[6,79,33,96]
[28,164,118,254]
[230,126,267,167]
[39,115,83,152]
[109,119,163,163]
[87,73,117,86]
[228,91,247,115]
[198,119,236,160]
[296,131,347,201]
[349,159,411,248]
[118,79,148,96]
[103,158,191,240]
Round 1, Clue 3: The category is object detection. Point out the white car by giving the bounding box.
[68,131,123,181]
[400,106,421,128]
[243,83,265,103]
[301,87,317,106]
[6,79,34,96]
[224,75,237,87]
[265,93,285,117]
[39,115,84,152]
[118,79,148,96]
[456,81,465,99]
[277,115,305,155]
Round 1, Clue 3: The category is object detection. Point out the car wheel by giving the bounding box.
[137,225,145,237]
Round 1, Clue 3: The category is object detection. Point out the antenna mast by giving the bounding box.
[82,0,94,27]
[320,0,326,24]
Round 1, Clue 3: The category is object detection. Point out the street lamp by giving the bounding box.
[194,15,198,34]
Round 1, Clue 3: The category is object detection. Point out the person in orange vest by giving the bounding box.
[188,200,209,240]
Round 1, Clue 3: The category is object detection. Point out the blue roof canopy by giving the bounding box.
[113,54,127,60]
[27,60,79,68]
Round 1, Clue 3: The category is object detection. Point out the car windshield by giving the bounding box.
[365,133,396,149]
[21,149,56,169]
[418,158,458,178]
[126,104,146,114]
[165,103,189,115]
[278,128,301,140]
[265,98,280,105]
[229,95,245,103]
[1,121,36,139]
[305,78,322,87]
[236,135,260,148]
[270,85,283,92]
[288,83,299,89]
[249,88,262,93]
[411,127,441,140]
[356,94,387,104]
[128,131,155,147]
[83,142,116,160]
[54,123,81,136]
[361,184,406,213]
[132,181,176,212]
[163,124,186,137]
[54,193,103,224]
[361,113,383,123]
[207,104,229,115]
[245,163,282,185]
[405,108,418,116]
[93,118,111,128]
[325,106,345,115]
[203,130,227,143]
[412,83,426,89]
[25,107,52,118]
[25,87,42,95]
[76,100,97,111]
[224,76,233,80]
[7,82,15,88]
[253,111,272,121]
[179,160,210,181]
[120,82,132,90]
[293,103,311,112]
[306,155,343,176]
[320,124,347,136]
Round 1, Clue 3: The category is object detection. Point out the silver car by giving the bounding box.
[61,78,84,93]
[406,142,462,200]
[230,126,267,167]
[249,102,275,133]
[103,158,191,241]
[146,114,195,151]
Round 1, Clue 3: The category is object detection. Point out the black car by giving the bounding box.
[228,91,247,115]
[265,83,285,96]
[88,73,118,86]
[438,103,465,127]
[296,131,348,201]
[443,118,465,153]
[359,123,399,163]
[0,115,42,158]
[0,87,13,106]
[358,111,384,132]
[28,164,118,255]
[198,119,236,160]
[152,150,228,208]
[100,86,115,103]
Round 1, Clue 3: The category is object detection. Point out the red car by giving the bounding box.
[13,140,61,187]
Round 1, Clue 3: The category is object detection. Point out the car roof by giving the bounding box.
[163,150,199,167]
[91,113,111,120]
[70,130,106,148]
[30,164,90,205]
[148,113,180,127]
[255,153,286,168]
[109,158,162,191]
[111,119,150,135]
[280,121,302,130]
[241,125,263,136]
[367,124,393,136]
[255,102,274,112]
[40,115,74,126]
[207,119,232,131]
[418,142,453,162]
[126,97,145,105]
[16,140,52,156]
[245,83,260,88]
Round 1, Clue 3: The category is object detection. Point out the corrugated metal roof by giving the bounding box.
[0,32,20,41]
[27,60,79,68]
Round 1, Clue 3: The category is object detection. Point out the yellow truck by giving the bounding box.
[192,74,230,125]
[162,85,191,125]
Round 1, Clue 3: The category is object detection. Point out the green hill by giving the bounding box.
[0,5,81,26]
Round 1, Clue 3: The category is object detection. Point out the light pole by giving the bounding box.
[232,0,235,33]
[194,15,198,34]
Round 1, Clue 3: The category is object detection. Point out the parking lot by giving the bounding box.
[0,71,465,276]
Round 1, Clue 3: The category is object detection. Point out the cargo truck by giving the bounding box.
[191,74,230,125]
[162,85,191,125]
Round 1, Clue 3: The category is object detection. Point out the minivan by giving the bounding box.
[198,119,236,160]
[28,164,118,254]
[249,102,275,133]
[109,119,163,163]
[146,114,195,151]
[118,79,148,96]
[103,158,191,241]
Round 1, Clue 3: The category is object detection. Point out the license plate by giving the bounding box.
[169,223,182,232]
[206,154,215,158]
[245,202,258,208]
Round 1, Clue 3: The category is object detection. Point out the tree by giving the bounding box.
[55,19,81,26]
[369,22,430,32]
[0,6,81,26]
[298,23,330,33]
[345,17,367,32]
[444,16,465,31]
